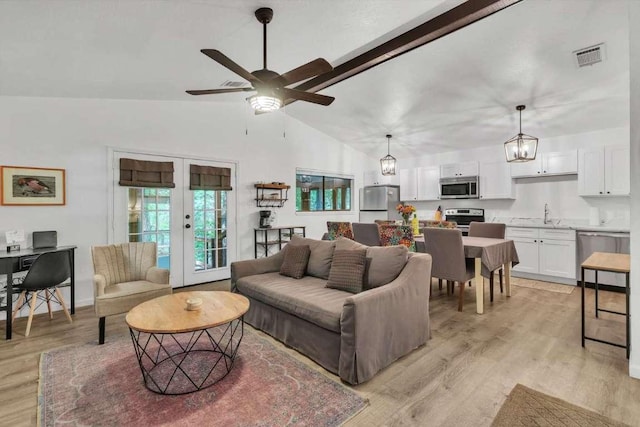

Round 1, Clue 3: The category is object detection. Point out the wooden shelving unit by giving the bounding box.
[255,183,290,208]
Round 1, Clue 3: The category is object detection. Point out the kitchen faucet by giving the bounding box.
[544,203,550,224]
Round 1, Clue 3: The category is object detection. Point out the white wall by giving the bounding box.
[0,96,367,311]
[367,127,630,223]
[627,0,639,378]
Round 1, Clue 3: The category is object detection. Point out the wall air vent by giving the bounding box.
[220,80,250,88]
[573,43,606,68]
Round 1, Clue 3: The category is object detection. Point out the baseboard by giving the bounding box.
[511,271,576,286]
[629,362,640,379]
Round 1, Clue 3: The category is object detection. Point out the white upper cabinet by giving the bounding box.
[416,166,440,201]
[399,168,418,201]
[578,145,630,196]
[479,160,514,199]
[510,151,577,177]
[440,161,478,178]
[363,169,389,186]
[400,167,440,201]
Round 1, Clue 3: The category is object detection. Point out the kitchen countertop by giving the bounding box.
[486,217,630,233]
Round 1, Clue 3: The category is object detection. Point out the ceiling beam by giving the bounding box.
[290,0,523,99]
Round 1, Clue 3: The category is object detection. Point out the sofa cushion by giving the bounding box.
[279,244,310,279]
[235,272,350,333]
[288,235,335,279]
[334,237,408,289]
[326,249,367,293]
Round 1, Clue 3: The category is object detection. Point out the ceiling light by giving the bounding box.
[380,134,397,176]
[249,93,282,112]
[504,105,538,163]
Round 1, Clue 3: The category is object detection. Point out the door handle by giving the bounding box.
[185,224,191,229]
[185,214,191,219]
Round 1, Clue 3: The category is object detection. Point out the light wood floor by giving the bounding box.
[1,279,636,426]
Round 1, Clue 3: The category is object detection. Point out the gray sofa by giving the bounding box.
[231,236,432,385]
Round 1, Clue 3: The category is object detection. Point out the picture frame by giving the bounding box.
[0,166,66,206]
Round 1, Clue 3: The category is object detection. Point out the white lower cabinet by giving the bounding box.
[507,227,576,280]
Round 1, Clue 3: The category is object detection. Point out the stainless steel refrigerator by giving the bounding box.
[359,185,400,223]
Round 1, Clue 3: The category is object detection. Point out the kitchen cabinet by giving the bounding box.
[363,169,390,186]
[399,168,417,201]
[507,227,576,280]
[479,160,514,199]
[510,150,577,178]
[399,166,440,201]
[578,145,630,196]
[440,161,478,179]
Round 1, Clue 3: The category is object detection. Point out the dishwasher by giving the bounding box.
[577,231,630,288]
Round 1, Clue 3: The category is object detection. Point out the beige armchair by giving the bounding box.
[91,242,171,344]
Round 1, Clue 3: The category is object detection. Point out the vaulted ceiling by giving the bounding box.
[0,0,630,159]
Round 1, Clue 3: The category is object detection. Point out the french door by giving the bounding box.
[111,151,236,287]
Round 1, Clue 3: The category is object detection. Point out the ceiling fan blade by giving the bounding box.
[281,88,334,106]
[200,49,260,83]
[276,58,333,87]
[186,88,254,95]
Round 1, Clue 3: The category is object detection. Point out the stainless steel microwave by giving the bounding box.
[439,176,479,199]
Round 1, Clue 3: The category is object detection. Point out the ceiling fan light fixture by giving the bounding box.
[380,134,397,176]
[504,105,538,163]
[249,94,282,112]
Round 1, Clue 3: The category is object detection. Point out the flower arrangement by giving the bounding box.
[396,203,416,224]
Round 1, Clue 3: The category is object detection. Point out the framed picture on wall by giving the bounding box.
[0,166,66,206]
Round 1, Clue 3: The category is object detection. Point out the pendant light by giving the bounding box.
[380,134,397,176]
[504,105,538,162]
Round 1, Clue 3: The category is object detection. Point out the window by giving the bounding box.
[192,190,227,271]
[127,188,171,269]
[296,171,352,212]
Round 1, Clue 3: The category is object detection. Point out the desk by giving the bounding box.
[254,226,306,258]
[0,245,76,340]
[581,252,630,358]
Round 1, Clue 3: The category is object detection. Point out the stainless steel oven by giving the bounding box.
[444,208,485,236]
[440,176,479,199]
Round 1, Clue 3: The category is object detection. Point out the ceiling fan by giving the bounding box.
[186,7,335,112]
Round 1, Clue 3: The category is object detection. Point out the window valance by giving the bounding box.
[119,158,175,188]
[189,164,233,191]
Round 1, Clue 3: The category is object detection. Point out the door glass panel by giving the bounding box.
[128,187,171,269]
[193,189,228,272]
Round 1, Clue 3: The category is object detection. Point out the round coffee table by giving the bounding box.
[125,291,250,395]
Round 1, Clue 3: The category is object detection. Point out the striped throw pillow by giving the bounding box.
[326,249,367,293]
[280,245,311,279]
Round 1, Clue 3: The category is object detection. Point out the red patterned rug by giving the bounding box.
[38,327,367,426]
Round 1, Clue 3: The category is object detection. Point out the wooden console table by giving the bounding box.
[581,251,630,358]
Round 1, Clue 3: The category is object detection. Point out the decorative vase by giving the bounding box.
[402,215,410,225]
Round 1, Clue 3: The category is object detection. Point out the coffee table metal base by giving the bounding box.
[129,318,244,395]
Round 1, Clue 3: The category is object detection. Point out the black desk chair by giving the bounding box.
[12,251,73,337]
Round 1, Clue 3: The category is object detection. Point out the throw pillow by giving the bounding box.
[365,245,409,288]
[288,235,335,279]
[326,249,367,293]
[334,237,408,289]
[279,245,311,279]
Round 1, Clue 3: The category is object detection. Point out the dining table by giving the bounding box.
[462,236,519,314]
[415,235,519,314]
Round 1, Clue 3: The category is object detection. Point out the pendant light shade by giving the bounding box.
[504,105,538,163]
[380,134,397,176]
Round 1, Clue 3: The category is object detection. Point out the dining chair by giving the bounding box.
[326,221,355,240]
[352,222,381,246]
[11,251,73,337]
[92,242,172,344]
[379,224,415,251]
[422,228,474,311]
[468,221,506,302]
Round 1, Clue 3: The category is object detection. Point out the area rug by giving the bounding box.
[492,384,628,426]
[512,278,575,294]
[38,327,368,427]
